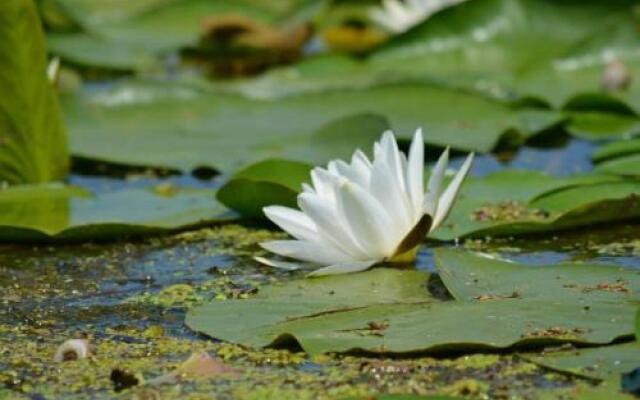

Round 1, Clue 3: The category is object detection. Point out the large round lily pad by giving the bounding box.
[186,251,637,355]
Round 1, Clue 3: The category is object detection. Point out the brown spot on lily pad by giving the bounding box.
[521,327,588,340]
[473,291,521,301]
[582,280,631,294]
[563,279,631,294]
[472,201,551,222]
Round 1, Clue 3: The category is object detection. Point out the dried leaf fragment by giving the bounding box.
[147,351,238,386]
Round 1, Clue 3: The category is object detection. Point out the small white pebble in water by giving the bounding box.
[54,339,92,362]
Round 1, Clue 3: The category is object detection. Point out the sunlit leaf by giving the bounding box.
[0,0,69,184]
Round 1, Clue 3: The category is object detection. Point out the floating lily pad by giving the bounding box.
[0,183,233,242]
[64,79,541,172]
[51,0,179,27]
[186,253,636,355]
[0,0,69,184]
[228,0,640,119]
[592,138,640,176]
[217,159,312,219]
[435,248,640,304]
[46,0,309,70]
[596,154,640,177]
[593,138,640,162]
[539,376,637,400]
[372,0,640,112]
[48,32,159,71]
[566,112,640,141]
[432,172,637,240]
[526,342,640,381]
[637,309,640,340]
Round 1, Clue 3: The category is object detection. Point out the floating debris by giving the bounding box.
[111,368,140,392]
[53,338,92,362]
[147,351,238,386]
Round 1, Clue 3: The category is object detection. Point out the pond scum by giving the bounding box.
[0,224,637,399]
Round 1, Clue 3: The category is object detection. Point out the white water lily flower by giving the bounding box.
[258,129,474,276]
[370,0,464,33]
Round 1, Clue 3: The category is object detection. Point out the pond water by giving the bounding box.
[1,133,638,398]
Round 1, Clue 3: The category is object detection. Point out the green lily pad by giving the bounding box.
[372,0,640,111]
[592,137,640,176]
[64,79,541,172]
[0,0,69,184]
[593,138,640,162]
[47,0,307,70]
[526,342,640,381]
[539,376,637,400]
[595,154,640,177]
[51,0,178,27]
[230,0,640,118]
[432,172,637,240]
[47,32,159,71]
[217,159,312,219]
[567,112,640,141]
[187,291,635,356]
[636,308,640,340]
[0,183,233,242]
[186,255,636,355]
[435,248,640,304]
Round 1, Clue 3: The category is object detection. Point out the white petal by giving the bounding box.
[302,183,314,193]
[384,0,410,22]
[423,147,449,217]
[329,159,367,187]
[407,128,424,219]
[260,240,352,265]
[378,131,407,193]
[336,181,394,257]
[310,167,340,203]
[432,153,475,230]
[352,149,372,169]
[263,206,316,242]
[407,0,426,11]
[307,261,377,277]
[370,157,412,237]
[254,256,301,271]
[298,193,369,259]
